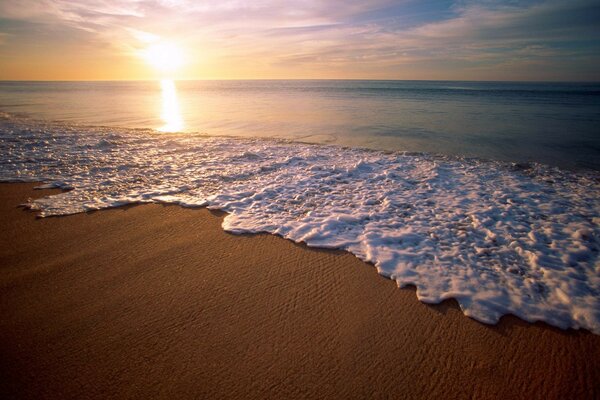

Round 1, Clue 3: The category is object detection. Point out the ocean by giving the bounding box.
[1,80,599,170]
[1,80,599,333]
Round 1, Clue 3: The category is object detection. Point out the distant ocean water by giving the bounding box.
[1,80,599,333]
[1,80,599,170]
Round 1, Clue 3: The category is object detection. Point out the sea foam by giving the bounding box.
[1,115,599,334]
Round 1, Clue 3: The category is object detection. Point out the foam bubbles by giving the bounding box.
[1,115,599,333]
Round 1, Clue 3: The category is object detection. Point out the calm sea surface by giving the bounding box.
[1,80,599,170]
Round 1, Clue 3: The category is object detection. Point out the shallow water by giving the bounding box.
[1,113,599,334]
[1,80,599,170]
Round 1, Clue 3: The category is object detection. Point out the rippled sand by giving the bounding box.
[1,183,599,399]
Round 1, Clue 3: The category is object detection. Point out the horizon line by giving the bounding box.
[1,78,599,84]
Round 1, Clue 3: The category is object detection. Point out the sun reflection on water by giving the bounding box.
[158,79,183,132]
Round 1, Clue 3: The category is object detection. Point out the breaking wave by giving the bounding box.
[1,114,599,334]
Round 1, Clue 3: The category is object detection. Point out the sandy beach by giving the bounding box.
[0,182,599,399]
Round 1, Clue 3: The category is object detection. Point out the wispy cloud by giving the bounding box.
[0,0,598,80]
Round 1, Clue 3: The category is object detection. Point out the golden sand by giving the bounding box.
[1,183,599,399]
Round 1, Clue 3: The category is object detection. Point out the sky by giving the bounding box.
[0,0,599,81]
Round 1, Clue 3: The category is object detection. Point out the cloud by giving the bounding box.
[0,0,598,79]
[259,0,600,77]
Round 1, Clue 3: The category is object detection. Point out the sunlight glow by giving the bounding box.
[158,79,184,132]
[142,42,185,73]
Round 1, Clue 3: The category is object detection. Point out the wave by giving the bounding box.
[1,114,599,334]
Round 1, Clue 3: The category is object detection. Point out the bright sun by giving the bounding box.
[142,42,185,73]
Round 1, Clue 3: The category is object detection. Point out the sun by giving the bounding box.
[141,41,185,73]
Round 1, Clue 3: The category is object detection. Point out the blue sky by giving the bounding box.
[0,0,599,80]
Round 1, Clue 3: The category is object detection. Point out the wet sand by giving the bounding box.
[1,182,599,399]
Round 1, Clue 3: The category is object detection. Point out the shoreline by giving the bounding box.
[1,182,599,399]
[11,181,598,332]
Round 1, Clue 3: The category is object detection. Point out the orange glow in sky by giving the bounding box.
[0,1,598,81]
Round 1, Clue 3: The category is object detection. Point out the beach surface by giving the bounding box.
[1,182,599,400]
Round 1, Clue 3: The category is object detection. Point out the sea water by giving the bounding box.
[1,80,599,170]
[1,80,599,333]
